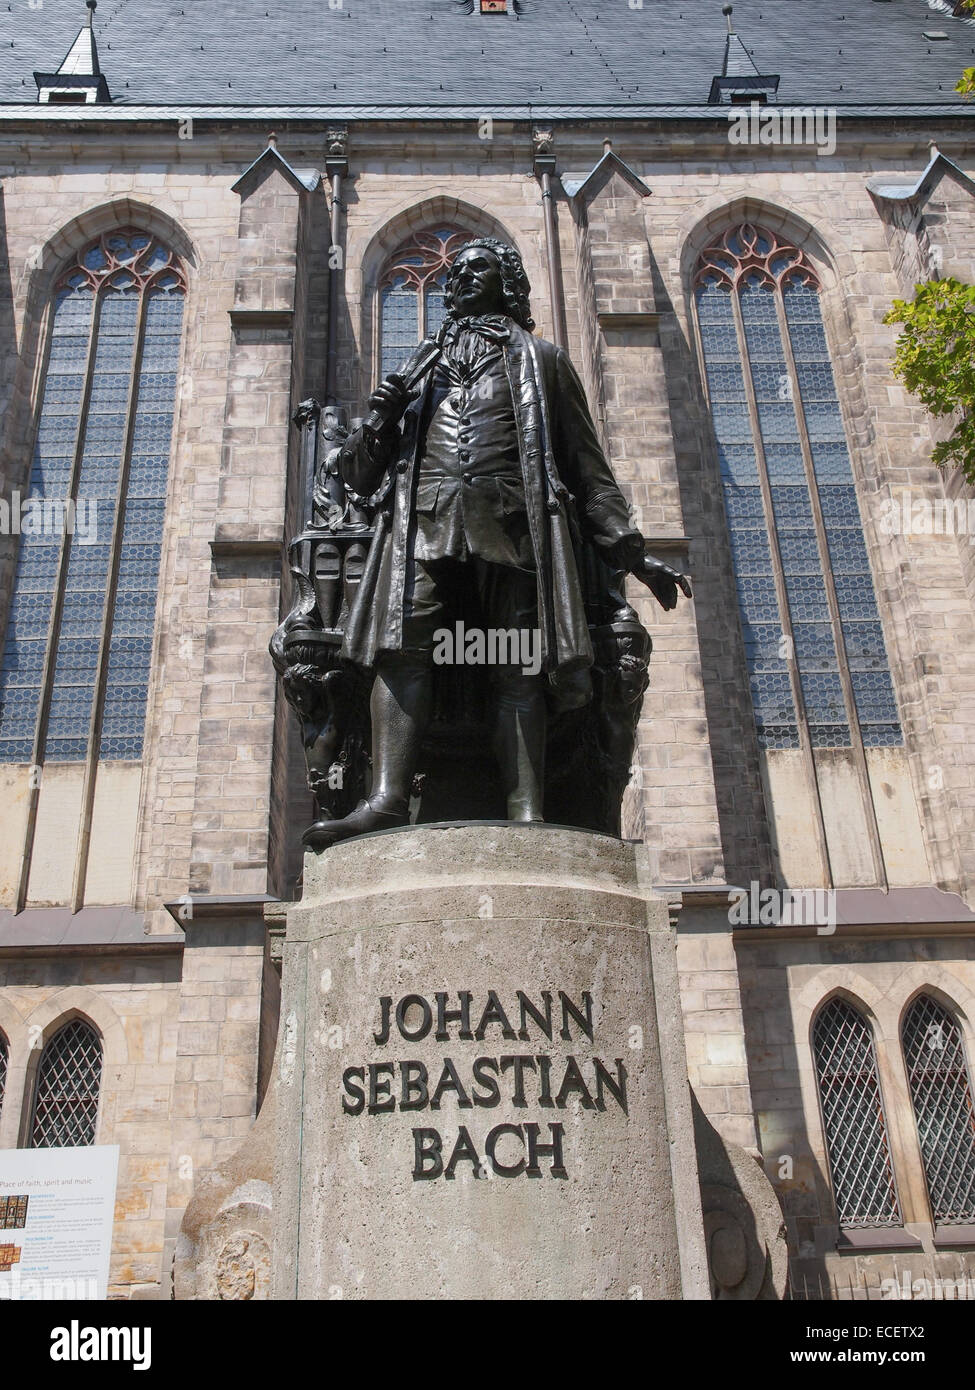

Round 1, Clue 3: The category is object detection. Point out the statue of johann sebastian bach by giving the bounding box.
[305,237,690,847]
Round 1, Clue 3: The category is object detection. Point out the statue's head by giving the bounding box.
[444,238,535,330]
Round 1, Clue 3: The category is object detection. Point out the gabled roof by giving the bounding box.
[867,144,975,203]
[561,149,650,201]
[231,141,321,196]
[3,0,975,109]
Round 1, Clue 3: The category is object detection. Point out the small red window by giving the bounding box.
[481,0,507,12]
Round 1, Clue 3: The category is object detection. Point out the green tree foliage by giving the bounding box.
[958,0,975,93]
[883,5,975,480]
[884,279,975,481]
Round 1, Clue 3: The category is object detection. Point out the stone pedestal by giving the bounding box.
[273,823,708,1300]
[176,823,787,1300]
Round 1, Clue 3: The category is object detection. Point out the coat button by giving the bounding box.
[547,498,560,513]
[396,461,407,473]
[462,472,473,484]
[459,451,470,463]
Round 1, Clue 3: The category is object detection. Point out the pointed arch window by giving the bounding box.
[0,1031,7,1118]
[0,228,185,767]
[902,995,975,1224]
[694,224,901,754]
[813,998,901,1227]
[378,226,467,378]
[30,1018,102,1148]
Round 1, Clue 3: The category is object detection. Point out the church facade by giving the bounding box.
[1,0,975,1299]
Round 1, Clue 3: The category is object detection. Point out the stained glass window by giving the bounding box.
[902,996,975,1225]
[0,229,185,764]
[0,1031,7,1119]
[379,227,466,378]
[813,998,901,1227]
[30,1018,102,1148]
[695,223,901,752]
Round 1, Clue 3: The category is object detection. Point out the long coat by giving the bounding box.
[338,320,642,675]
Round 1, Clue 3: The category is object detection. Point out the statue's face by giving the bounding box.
[449,246,504,317]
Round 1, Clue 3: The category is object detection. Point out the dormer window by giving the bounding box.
[481,0,508,11]
[34,0,112,106]
[709,5,779,106]
[45,91,92,106]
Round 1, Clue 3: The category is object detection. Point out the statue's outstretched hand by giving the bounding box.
[631,553,693,611]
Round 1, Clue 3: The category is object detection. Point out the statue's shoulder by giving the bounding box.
[513,326,562,380]
[523,329,560,361]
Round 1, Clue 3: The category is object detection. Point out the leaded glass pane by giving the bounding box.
[0,285,93,762]
[30,1019,102,1148]
[748,670,796,749]
[0,1032,7,1117]
[842,621,888,670]
[800,669,848,732]
[769,485,814,530]
[756,402,801,442]
[902,996,975,1224]
[711,403,752,443]
[696,228,903,754]
[723,483,765,525]
[0,231,184,766]
[813,999,901,1227]
[45,293,138,759]
[696,279,798,750]
[100,289,183,759]
[764,446,806,485]
[736,574,779,623]
[380,282,418,380]
[424,278,448,340]
[782,280,901,746]
[378,227,467,377]
[792,623,837,667]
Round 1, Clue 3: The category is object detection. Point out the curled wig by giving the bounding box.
[444,237,535,331]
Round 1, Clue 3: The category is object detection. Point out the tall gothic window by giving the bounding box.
[0,228,185,766]
[813,998,901,1227]
[0,1031,7,1119]
[902,996,975,1225]
[694,223,901,753]
[378,226,467,378]
[30,1018,102,1148]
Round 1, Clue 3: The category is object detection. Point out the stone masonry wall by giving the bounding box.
[0,953,182,1297]
[736,928,975,1299]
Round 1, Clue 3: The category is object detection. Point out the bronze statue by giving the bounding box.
[271,238,690,849]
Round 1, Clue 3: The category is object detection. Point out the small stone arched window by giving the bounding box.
[902,995,975,1224]
[693,223,900,753]
[813,998,901,1227]
[30,1018,103,1148]
[378,226,467,378]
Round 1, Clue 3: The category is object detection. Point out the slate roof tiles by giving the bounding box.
[0,0,973,109]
